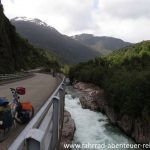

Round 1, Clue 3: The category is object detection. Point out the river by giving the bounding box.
[65,86,140,150]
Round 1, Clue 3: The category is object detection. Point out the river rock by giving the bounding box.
[74,82,104,111]
[74,82,99,91]
[59,110,76,150]
[80,95,99,111]
[117,115,134,135]
[131,119,150,144]
[105,106,117,124]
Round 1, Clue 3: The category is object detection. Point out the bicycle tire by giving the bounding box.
[0,126,13,142]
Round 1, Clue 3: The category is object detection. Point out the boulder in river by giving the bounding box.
[59,110,76,150]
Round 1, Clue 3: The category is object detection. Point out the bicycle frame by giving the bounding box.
[9,88,34,124]
[9,88,21,119]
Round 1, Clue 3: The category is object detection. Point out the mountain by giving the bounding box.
[0,5,57,73]
[11,17,100,64]
[72,34,132,55]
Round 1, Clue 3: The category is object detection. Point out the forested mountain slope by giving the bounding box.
[69,41,150,144]
[72,33,132,55]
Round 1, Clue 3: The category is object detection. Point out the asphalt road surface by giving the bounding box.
[0,73,61,150]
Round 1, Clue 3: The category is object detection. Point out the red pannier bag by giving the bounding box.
[21,102,32,110]
[16,87,25,95]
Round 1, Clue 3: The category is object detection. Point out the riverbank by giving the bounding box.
[60,110,76,150]
[74,82,150,145]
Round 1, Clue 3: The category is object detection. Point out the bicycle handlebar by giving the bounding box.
[10,88,16,94]
[10,88,20,102]
[10,88,15,91]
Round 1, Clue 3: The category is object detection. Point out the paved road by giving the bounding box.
[0,73,61,150]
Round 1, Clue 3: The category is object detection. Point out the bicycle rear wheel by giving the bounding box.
[15,106,34,124]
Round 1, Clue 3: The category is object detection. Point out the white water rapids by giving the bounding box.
[65,86,140,150]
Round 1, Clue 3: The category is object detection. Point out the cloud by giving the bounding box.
[36,0,99,33]
[1,0,150,42]
[95,0,150,42]
[101,0,150,19]
[8,0,15,3]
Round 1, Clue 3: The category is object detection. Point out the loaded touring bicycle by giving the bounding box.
[0,87,34,142]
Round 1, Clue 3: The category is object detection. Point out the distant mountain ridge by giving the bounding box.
[72,33,132,55]
[13,17,57,31]
[11,17,100,64]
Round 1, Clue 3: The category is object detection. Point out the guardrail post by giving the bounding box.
[58,85,65,149]
[26,129,44,150]
[27,138,40,150]
[59,86,65,128]
[51,96,60,150]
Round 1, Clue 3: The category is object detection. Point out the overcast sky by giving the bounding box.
[1,0,150,43]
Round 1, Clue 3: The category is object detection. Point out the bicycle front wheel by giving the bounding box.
[0,126,13,142]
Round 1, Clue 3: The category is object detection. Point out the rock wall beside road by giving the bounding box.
[74,82,150,145]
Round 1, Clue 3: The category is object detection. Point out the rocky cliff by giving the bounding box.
[74,82,150,144]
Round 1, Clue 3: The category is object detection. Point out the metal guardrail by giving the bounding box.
[0,68,44,81]
[0,73,31,81]
[8,77,66,150]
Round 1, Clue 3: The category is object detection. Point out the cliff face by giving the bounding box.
[0,4,51,73]
[0,4,15,73]
[74,82,150,144]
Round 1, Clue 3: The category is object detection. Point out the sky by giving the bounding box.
[1,0,150,43]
